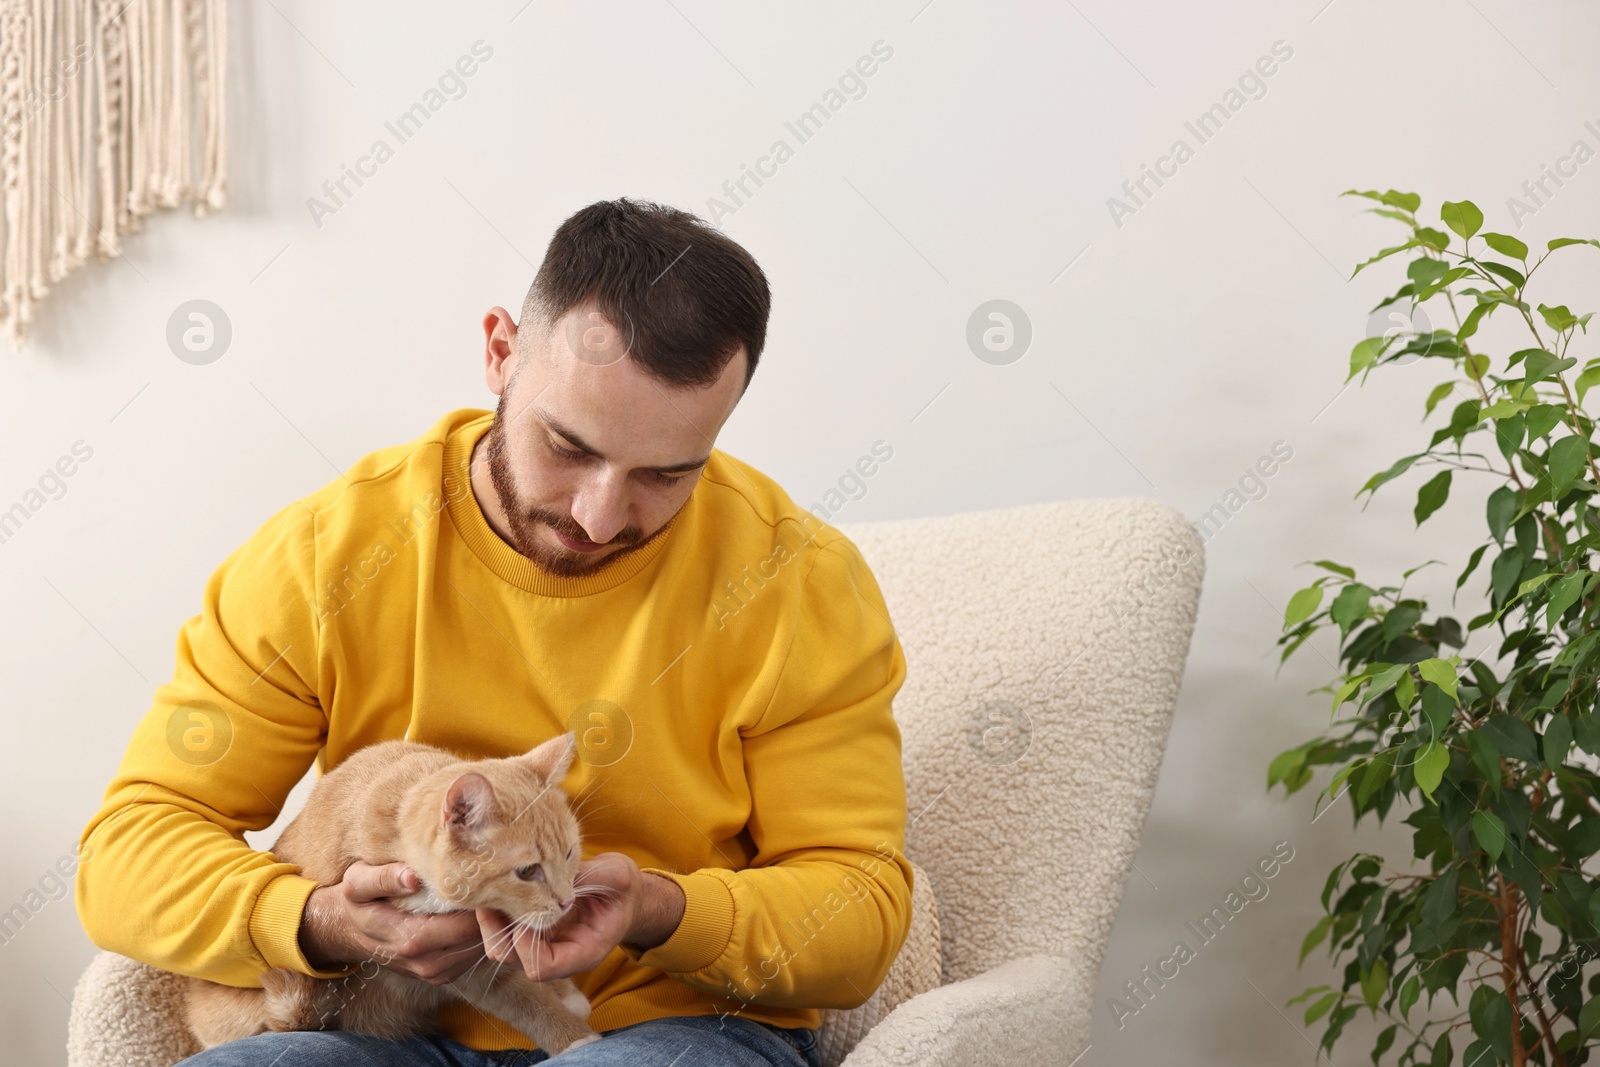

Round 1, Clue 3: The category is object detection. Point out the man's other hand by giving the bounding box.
[475,851,686,982]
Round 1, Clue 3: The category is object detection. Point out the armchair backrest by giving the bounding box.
[836,498,1204,985]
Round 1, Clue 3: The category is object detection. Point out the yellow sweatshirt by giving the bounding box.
[75,407,913,1052]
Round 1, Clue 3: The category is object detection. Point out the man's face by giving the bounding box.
[472,298,747,578]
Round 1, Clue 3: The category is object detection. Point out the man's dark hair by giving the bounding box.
[521,198,770,390]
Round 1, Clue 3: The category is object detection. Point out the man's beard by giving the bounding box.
[480,394,672,579]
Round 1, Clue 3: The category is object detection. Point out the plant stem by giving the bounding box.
[1500,872,1528,1066]
[1523,965,1567,1067]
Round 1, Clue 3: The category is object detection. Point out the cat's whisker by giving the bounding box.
[480,921,525,959]
[573,803,612,829]
[517,913,553,982]
[457,954,493,986]
[568,787,605,817]
[462,918,532,985]
[571,890,620,907]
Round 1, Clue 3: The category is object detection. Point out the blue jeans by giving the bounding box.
[173,1014,824,1067]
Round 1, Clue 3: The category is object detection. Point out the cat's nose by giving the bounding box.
[558,896,574,910]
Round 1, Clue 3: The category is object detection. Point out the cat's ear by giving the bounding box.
[442,772,498,836]
[520,731,578,784]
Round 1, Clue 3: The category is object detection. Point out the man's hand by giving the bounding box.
[300,861,488,986]
[475,852,686,982]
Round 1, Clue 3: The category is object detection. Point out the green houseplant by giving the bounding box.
[1270,189,1600,1066]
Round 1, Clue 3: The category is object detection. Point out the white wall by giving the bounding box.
[2,1,1597,1063]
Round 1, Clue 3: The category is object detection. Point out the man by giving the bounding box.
[75,199,914,1067]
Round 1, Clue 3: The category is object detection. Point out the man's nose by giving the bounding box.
[570,470,628,543]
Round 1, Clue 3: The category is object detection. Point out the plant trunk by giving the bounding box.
[1501,873,1527,1067]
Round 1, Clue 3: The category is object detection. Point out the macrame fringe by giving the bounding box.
[0,0,227,349]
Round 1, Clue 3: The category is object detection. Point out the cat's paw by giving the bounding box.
[560,988,592,1017]
[558,1033,603,1054]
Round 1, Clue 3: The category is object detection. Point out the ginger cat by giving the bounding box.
[185,731,601,1057]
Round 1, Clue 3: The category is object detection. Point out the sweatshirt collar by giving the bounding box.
[441,412,680,598]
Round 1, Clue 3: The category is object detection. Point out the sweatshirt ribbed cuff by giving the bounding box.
[623,869,735,974]
[249,873,358,979]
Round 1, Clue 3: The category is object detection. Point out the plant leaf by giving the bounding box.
[1415,741,1450,799]
[1472,810,1507,863]
[1330,584,1374,635]
[1299,914,1333,966]
[1421,867,1458,931]
[1372,1023,1397,1062]
[1482,232,1529,259]
[1416,227,1450,251]
[1482,260,1527,288]
[1342,188,1421,213]
[1332,672,1373,711]
[1576,364,1600,405]
[1398,975,1420,1021]
[1407,257,1449,289]
[1470,983,1513,1062]
[1580,992,1600,1044]
[1458,301,1495,342]
[1349,239,1425,279]
[1441,201,1483,240]
[1360,453,1425,497]
[1361,957,1389,1010]
[1285,585,1325,626]
[1481,715,1540,763]
[1466,728,1503,785]
[1269,745,1310,790]
[1540,302,1580,333]
[1305,990,1341,1026]
[1414,470,1452,525]
[1496,412,1526,461]
[1525,402,1566,441]
[1547,570,1588,626]
[1421,684,1455,737]
[1550,434,1590,493]
[1417,658,1458,699]
[1486,486,1518,545]
[1544,711,1573,767]
[1521,349,1578,386]
[1350,337,1386,379]
[1287,984,1333,1008]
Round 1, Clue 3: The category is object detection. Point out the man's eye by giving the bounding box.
[552,437,684,486]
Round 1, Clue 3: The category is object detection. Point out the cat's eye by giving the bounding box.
[514,863,544,883]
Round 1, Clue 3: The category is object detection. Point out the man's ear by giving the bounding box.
[482,307,519,395]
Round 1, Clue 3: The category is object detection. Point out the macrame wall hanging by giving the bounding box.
[0,0,228,348]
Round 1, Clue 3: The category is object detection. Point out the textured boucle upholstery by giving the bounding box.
[69,951,202,1067]
[817,858,942,1067]
[66,497,1204,1067]
[827,498,1204,1065]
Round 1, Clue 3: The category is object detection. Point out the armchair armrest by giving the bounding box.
[838,954,1092,1067]
[69,952,200,1067]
